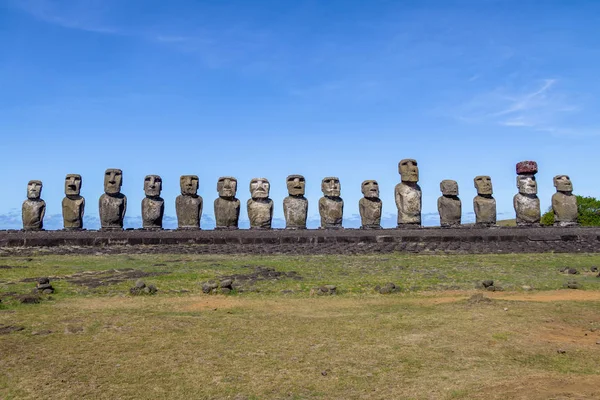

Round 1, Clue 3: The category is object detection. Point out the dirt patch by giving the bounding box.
[0,324,25,334]
[416,290,600,305]
[472,375,600,399]
[467,293,493,304]
[18,268,170,288]
[220,265,302,286]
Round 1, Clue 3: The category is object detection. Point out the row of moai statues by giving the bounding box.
[21,160,578,231]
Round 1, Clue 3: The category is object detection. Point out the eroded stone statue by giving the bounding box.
[99,168,126,231]
[62,174,84,230]
[552,175,578,226]
[214,176,240,229]
[176,175,203,230]
[473,175,496,227]
[142,175,164,230]
[438,180,461,227]
[395,159,422,227]
[22,180,45,231]
[283,175,308,229]
[247,178,273,229]
[513,161,540,226]
[319,177,343,229]
[359,180,382,229]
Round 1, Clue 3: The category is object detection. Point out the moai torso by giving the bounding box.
[473,196,496,226]
[22,200,45,231]
[99,193,127,230]
[247,199,274,229]
[319,197,343,229]
[395,183,422,226]
[438,196,461,227]
[514,194,540,225]
[283,196,308,229]
[359,198,382,229]
[552,192,578,226]
[142,197,164,229]
[214,197,240,229]
[62,197,85,230]
[176,195,203,229]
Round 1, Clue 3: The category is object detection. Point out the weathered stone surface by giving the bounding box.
[22,180,45,231]
[438,180,461,227]
[514,168,540,226]
[516,161,538,175]
[176,175,203,230]
[99,169,126,231]
[319,177,343,229]
[214,176,240,229]
[395,159,422,227]
[248,178,273,229]
[473,176,496,226]
[284,175,308,229]
[359,180,382,229]
[142,175,164,230]
[62,174,84,230]
[552,175,578,226]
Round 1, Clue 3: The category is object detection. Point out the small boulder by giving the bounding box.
[202,281,219,294]
[37,277,50,285]
[19,295,40,304]
[590,266,598,273]
[567,268,579,275]
[564,280,582,289]
[378,282,398,294]
[220,279,233,289]
[134,280,146,289]
[481,280,494,288]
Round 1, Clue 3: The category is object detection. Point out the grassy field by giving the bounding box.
[1,253,600,399]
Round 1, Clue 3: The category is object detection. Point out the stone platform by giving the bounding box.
[0,227,598,255]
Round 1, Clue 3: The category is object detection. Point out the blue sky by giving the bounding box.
[1,0,599,229]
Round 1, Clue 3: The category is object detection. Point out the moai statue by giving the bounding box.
[22,180,45,231]
[214,176,240,229]
[247,178,274,229]
[513,161,540,226]
[437,180,461,227]
[473,176,496,227]
[395,159,422,227]
[319,177,343,229]
[142,175,164,230]
[62,174,85,230]
[99,169,126,231]
[359,180,382,229]
[552,175,578,226]
[283,175,308,229]
[176,175,203,230]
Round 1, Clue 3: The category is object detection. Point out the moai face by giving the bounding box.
[144,175,162,197]
[104,169,123,195]
[321,177,341,197]
[286,175,306,196]
[180,175,199,195]
[399,159,419,183]
[361,180,380,199]
[27,180,42,200]
[250,178,270,199]
[554,175,573,192]
[217,176,237,198]
[440,180,458,196]
[64,174,82,196]
[517,175,537,195]
[474,176,493,195]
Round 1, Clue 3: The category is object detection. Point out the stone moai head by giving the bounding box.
[144,175,162,197]
[286,175,306,196]
[554,175,573,193]
[440,180,458,196]
[64,174,82,196]
[180,175,199,196]
[399,159,419,183]
[517,175,537,195]
[217,176,237,199]
[104,169,123,195]
[27,180,42,200]
[516,161,538,195]
[474,175,493,195]
[361,180,380,199]
[321,177,341,197]
[250,178,270,199]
